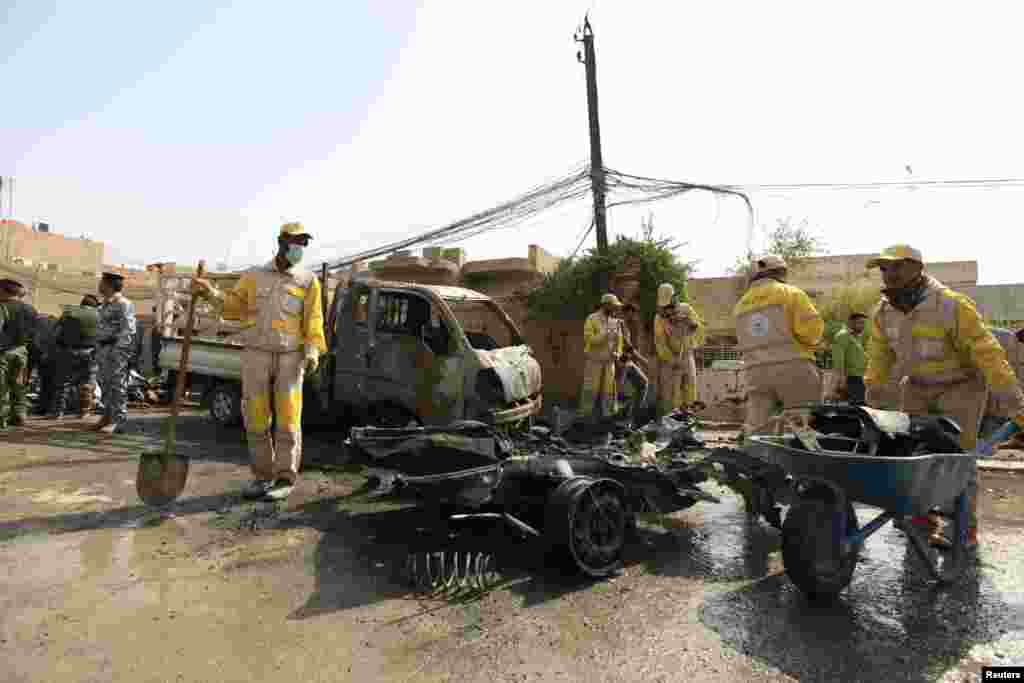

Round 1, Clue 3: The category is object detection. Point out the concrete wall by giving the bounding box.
[0,220,104,275]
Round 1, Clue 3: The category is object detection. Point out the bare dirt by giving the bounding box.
[2,413,1022,682]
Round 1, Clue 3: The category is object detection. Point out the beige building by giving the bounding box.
[0,219,104,275]
[687,254,979,340]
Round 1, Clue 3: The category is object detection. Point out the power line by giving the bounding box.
[570,217,596,259]
[728,177,1024,192]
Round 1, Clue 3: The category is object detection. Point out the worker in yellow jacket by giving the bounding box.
[734,255,825,435]
[864,244,1024,548]
[193,222,327,501]
[578,293,624,421]
[653,283,701,417]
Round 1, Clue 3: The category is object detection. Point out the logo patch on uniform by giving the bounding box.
[749,313,770,337]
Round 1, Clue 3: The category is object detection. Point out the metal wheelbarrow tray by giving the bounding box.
[741,404,977,600]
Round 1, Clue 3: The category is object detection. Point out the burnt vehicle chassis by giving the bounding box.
[347,420,732,580]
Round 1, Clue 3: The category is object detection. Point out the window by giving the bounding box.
[375,292,430,336]
[444,299,521,350]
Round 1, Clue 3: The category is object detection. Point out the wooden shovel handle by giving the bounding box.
[165,261,205,451]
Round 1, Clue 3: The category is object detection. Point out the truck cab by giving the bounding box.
[325,279,542,427]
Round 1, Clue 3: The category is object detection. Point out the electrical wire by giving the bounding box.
[570,217,596,260]
[324,164,591,272]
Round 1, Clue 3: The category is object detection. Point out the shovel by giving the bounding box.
[136,260,206,507]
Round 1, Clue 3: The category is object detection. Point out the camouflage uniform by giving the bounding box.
[0,300,38,427]
[95,293,137,426]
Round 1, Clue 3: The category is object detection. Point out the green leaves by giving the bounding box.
[525,227,695,322]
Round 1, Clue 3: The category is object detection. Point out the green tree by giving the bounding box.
[526,213,696,323]
[730,217,827,278]
[816,281,883,344]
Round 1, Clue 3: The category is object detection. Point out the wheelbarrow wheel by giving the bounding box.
[545,477,628,578]
[782,495,859,601]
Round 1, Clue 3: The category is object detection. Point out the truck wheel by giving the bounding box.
[545,477,627,578]
[782,495,859,601]
[208,384,243,427]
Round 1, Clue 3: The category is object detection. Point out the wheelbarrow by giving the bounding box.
[742,404,1011,600]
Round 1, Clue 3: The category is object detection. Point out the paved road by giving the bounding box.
[1,412,1022,682]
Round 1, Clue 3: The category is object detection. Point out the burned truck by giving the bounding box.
[156,275,543,428]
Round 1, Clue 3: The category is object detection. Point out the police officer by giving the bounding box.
[93,272,137,434]
[865,244,1024,549]
[192,222,327,501]
[49,295,101,419]
[733,255,825,435]
[0,279,38,430]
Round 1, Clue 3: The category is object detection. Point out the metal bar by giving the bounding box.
[841,510,892,554]
[448,512,541,537]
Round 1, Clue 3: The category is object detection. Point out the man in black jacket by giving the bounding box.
[48,295,101,419]
[0,279,38,429]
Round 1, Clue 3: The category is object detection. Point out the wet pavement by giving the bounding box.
[1,412,1023,682]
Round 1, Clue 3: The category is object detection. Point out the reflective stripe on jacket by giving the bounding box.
[218,261,327,354]
[733,279,823,367]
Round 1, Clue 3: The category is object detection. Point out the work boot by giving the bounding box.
[9,413,26,427]
[242,480,275,500]
[264,479,295,501]
[90,415,113,432]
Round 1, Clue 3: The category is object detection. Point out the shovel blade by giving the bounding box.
[136,452,189,507]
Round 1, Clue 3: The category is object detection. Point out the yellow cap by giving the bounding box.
[866,244,922,268]
[657,283,675,307]
[279,222,312,240]
[601,293,623,307]
[752,254,787,276]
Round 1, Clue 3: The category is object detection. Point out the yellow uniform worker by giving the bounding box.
[733,254,825,434]
[653,283,700,417]
[194,222,326,501]
[864,244,1024,548]
[578,293,624,420]
[679,304,704,407]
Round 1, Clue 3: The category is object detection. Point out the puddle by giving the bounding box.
[699,518,1024,682]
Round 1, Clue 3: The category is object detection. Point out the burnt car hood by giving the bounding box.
[349,422,513,477]
[475,345,542,402]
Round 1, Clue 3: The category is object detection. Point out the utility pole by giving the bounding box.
[576,15,608,257]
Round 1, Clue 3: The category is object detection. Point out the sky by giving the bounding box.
[4,1,1024,283]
